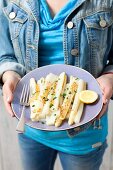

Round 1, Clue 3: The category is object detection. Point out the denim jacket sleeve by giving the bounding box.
[0,8,26,84]
[102,37,113,74]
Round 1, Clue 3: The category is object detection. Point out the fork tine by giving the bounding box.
[20,84,30,105]
[20,84,26,104]
[25,85,30,104]
[22,84,28,104]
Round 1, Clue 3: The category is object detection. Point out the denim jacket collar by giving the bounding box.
[10,0,87,21]
[9,0,113,26]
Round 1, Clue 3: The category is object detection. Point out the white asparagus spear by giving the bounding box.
[46,110,60,126]
[51,72,67,111]
[55,76,78,127]
[30,78,37,97]
[74,82,86,123]
[68,79,85,125]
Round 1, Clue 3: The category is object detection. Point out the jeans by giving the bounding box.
[18,133,107,170]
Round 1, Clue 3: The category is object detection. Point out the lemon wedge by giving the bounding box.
[79,90,98,104]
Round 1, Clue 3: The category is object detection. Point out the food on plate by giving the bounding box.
[68,79,86,125]
[29,72,98,127]
[74,82,86,124]
[55,76,78,127]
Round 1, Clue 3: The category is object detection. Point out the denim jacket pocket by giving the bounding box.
[3,3,28,40]
[83,10,113,49]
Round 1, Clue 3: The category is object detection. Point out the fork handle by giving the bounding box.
[16,106,25,133]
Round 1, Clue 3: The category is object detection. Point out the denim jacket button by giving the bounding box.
[99,20,107,28]
[9,12,16,20]
[71,49,79,56]
[67,21,74,29]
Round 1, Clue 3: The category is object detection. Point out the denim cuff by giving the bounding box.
[67,121,93,138]
[102,65,113,74]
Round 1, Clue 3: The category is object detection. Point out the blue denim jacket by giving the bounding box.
[0,0,113,80]
[0,0,111,146]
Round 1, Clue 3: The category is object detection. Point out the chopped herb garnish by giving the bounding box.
[50,103,54,108]
[69,91,71,94]
[54,114,56,116]
[53,96,57,100]
[75,78,79,80]
[45,98,49,101]
[63,93,66,98]
[32,92,36,95]
[32,105,35,107]
[41,122,45,124]
[67,88,69,90]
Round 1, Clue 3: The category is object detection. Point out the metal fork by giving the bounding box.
[16,84,29,133]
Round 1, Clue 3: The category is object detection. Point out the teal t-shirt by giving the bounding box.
[24,0,108,155]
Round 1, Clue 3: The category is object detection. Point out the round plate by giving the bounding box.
[12,64,103,131]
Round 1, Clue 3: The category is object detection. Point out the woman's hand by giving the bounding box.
[96,73,113,118]
[2,71,21,117]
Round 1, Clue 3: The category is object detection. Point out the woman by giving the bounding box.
[0,0,113,170]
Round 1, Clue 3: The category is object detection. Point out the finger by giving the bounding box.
[102,86,112,104]
[3,95,15,117]
[102,97,108,105]
[97,103,108,119]
[2,83,15,117]
[3,82,14,101]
